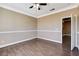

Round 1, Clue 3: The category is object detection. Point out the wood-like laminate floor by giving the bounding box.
[0,38,78,56]
[62,36,71,51]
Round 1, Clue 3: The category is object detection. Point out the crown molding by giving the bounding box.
[0,4,37,18]
[37,5,79,18]
[0,4,79,19]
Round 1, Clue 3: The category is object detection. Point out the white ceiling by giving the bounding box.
[0,3,78,18]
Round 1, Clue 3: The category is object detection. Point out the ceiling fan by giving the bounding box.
[29,3,47,10]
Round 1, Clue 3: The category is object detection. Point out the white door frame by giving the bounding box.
[71,15,77,50]
[74,15,77,48]
[61,16,71,44]
[61,15,77,50]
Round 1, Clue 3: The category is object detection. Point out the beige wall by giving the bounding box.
[0,7,37,46]
[0,7,37,31]
[37,7,79,43]
[38,7,78,31]
[0,6,79,48]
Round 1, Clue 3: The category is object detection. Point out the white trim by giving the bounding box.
[75,15,78,47]
[37,5,78,18]
[71,14,74,50]
[61,14,76,50]
[71,15,77,50]
[38,37,62,43]
[0,4,37,18]
[0,30,36,33]
[61,15,71,44]
[0,37,36,48]
[0,4,78,18]
[37,30,61,32]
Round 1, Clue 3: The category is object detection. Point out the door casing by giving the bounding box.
[61,15,77,50]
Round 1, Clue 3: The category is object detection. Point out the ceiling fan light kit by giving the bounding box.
[29,3,47,10]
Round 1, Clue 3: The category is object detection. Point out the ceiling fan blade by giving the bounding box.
[29,6,33,8]
[39,3,47,5]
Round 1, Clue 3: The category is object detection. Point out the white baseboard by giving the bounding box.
[0,37,36,48]
[38,37,62,44]
[0,37,62,48]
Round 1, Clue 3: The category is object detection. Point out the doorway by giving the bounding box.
[62,17,71,50]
